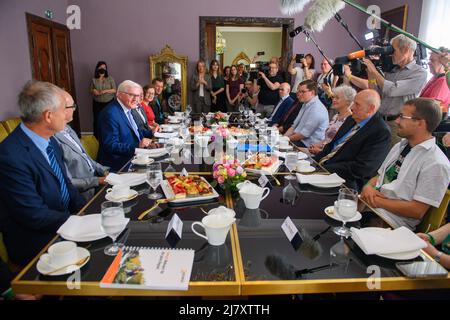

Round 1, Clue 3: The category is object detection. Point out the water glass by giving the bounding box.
[285,151,298,180]
[333,188,358,238]
[147,162,163,199]
[101,201,126,256]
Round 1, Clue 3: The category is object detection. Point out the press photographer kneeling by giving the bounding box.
[341,34,428,145]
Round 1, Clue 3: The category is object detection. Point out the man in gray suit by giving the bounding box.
[55,91,109,200]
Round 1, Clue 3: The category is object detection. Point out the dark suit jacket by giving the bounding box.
[150,97,165,124]
[268,96,294,126]
[132,105,150,133]
[314,112,391,191]
[0,126,86,265]
[97,100,153,171]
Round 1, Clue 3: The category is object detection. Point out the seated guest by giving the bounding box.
[417,223,450,269]
[360,98,450,230]
[150,78,166,124]
[55,91,109,200]
[315,89,391,191]
[0,81,85,266]
[276,100,302,134]
[308,85,356,155]
[141,85,160,132]
[267,83,294,126]
[97,80,155,171]
[284,80,329,147]
[132,89,151,133]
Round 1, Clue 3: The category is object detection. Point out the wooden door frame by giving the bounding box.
[26,13,80,135]
[199,16,294,74]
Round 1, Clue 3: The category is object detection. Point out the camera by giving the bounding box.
[240,88,247,95]
[295,54,305,64]
[333,45,395,77]
[249,62,270,81]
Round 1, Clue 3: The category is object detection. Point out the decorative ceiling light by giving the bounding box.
[216,31,227,54]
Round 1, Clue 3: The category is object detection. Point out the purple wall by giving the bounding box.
[0,0,69,121]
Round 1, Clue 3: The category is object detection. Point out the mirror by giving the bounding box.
[149,45,188,111]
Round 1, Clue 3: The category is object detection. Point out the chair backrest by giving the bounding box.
[0,123,8,143]
[80,135,99,161]
[2,117,21,133]
[0,233,8,263]
[417,189,450,233]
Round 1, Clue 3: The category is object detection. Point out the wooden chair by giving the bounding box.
[0,123,8,143]
[80,134,99,161]
[1,117,21,133]
[417,190,450,233]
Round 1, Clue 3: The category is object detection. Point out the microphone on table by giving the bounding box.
[304,0,346,32]
[265,253,334,280]
[279,0,314,16]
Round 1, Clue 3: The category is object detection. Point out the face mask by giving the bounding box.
[98,69,106,75]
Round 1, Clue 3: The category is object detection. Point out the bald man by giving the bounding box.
[267,82,294,126]
[315,89,391,191]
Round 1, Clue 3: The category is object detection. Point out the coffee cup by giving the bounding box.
[279,137,290,148]
[237,181,270,209]
[106,184,131,199]
[297,160,312,171]
[191,214,235,246]
[134,153,150,163]
[46,241,77,268]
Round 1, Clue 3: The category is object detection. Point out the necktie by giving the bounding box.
[126,110,141,139]
[319,125,360,165]
[46,143,70,210]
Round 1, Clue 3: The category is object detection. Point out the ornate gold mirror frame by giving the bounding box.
[149,45,188,111]
[232,51,251,66]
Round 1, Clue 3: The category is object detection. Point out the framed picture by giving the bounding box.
[381,5,409,42]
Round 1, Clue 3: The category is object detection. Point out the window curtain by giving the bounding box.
[418,0,450,49]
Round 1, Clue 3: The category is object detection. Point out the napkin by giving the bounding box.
[57,214,105,240]
[154,132,179,139]
[296,173,345,185]
[350,226,427,255]
[135,148,167,156]
[105,173,147,186]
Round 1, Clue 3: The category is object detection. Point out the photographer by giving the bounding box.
[288,53,315,99]
[239,81,258,110]
[344,34,428,145]
[253,62,284,117]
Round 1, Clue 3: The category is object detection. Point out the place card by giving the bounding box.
[181,168,189,177]
[258,174,273,190]
[281,217,303,250]
[165,213,183,248]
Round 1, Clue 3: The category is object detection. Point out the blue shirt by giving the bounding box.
[20,123,50,164]
[291,96,329,147]
[332,115,373,150]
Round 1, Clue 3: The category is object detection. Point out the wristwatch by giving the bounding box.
[434,251,443,263]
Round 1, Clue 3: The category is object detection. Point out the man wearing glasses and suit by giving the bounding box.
[97,80,156,171]
[55,91,109,201]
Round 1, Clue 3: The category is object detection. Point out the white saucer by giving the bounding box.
[146,150,168,158]
[278,145,294,151]
[324,206,362,222]
[296,166,315,173]
[131,158,155,166]
[37,247,90,276]
[309,182,343,188]
[105,190,138,202]
[297,152,308,160]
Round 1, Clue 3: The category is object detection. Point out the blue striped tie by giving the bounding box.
[46,143,70,210]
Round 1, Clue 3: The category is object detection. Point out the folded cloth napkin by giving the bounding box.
[296,173,345,185]
[105,173,147,186]
[135,148,167,155]
[154,132,179,139]
[350,226,427,255]
[57,214,105,239]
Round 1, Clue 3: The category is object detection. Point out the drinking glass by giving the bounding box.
[238,104,244,115]
[179,125,190,141]
[285,151,298,180]
[333,188,358,237]
[101,201,127,256]
[147,162,163,199]
[164,141,176,172]
[185,105,192,116]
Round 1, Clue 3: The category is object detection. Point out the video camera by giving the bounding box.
[333,45,395,77]
[249,62,270,81]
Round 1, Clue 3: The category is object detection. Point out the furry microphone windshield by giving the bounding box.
[279,0,313,15]
[304,0,346,32]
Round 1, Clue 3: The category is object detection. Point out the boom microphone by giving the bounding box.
[289,25,306,38]
[304,0,346,32]
[347,46,394,60]
[280,0,313,15]
[265,253,334,280]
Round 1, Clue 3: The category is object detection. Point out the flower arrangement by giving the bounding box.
[210,112,228,124]
[212,156,247,194]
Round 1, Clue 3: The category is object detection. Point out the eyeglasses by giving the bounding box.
[120,91,141,99]
[398,113,421,121]
[297,90,311,94]
[65,104,77,110]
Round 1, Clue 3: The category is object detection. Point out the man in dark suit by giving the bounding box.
[314,89,391,191]
[0,81,86,266]
[267,82,294,126]
[97,80,155,171]
[150,78,167,124]
[132,92,151,133]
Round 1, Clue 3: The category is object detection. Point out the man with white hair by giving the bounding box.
[97,80,155,171]
[344,34,428,145]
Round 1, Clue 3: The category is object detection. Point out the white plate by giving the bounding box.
[160,178,219,204]
[245,160,283,175]
[296,166,316,173]
[131,158,155,166]
[309,181,343,188]
[278,145,294,151]
[105,190,138,202]
[297,152,308,160]
[146,150,168,158]
[37,247,90,276]
[324,206,362,222]
[355,228,421,260]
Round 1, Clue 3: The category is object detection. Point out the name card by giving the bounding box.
[165,213,183,247]
[181,168,189,177]
[281,217,303,250]
[258,173,273,190]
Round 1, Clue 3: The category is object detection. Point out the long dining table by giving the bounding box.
[11,114,450,297]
